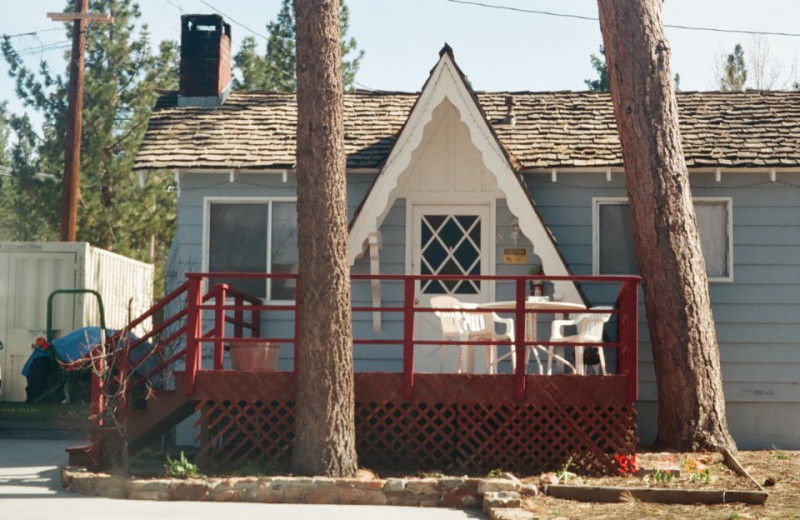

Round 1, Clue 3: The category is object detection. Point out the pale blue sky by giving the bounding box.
[2,0,800,113]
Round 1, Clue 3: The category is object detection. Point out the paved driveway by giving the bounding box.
[0,437,487,520]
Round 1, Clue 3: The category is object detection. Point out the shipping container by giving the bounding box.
[0,242,154,402]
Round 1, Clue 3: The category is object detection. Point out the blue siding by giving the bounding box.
[525,171,800,448]
[166,168,800,448]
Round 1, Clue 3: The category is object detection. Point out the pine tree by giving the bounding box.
[720,43,747,91]
[585,45,609,92]
[599,0,735,452]
[586,44,680,92]
[1,0,179,293]
[0,105,60,241]
[232,0,364,91]
[293,0,358,476]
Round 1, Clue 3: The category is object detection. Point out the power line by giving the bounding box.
[11,42,71,58]
[4,28,62,39]
[353,80,374,91]
[444,0,800,38]
[162,0,185,14]
[161,0,368,89]
[195,0,269,40]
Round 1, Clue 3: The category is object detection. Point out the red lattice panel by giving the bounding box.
[193,372,636,475]
[195,372,295,472]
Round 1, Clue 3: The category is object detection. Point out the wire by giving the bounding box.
[195,0,269,40]
[162,0,185,14]
[444,0,800,38]
[353,80,374,91]
[4,28,62,39]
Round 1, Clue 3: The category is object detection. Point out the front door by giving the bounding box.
[411,204,492,372]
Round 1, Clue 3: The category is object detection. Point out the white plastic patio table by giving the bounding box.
[481,298,586,373]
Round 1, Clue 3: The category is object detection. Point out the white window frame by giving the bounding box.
[592,197,733,282]
[405,198,497,302]
[202,196,298,302]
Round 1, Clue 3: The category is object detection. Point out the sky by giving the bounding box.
[2,0,800,117]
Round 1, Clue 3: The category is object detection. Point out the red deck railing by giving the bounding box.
[171,273,639,401]
[85,272,639,471]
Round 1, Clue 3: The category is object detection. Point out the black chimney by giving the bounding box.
[179,14,232,105]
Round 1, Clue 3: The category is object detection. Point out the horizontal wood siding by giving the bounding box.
[167,171,376,369]
[351,201,406,372]
[526,171,800,448]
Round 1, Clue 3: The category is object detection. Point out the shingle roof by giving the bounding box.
[134,90,800,171]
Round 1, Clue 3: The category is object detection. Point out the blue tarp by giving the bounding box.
[21,327,157,376]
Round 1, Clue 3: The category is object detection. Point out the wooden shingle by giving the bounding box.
[134,90,800,171]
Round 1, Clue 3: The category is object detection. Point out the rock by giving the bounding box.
[169,479,210,501]
[304,485,339,504]
[383,478,407,492]
[479,478,520,493]
[488,508,538,520]
[519,483,539,496]
[406,478,439,495]
[539,473,559,487]
[483,491,522,509]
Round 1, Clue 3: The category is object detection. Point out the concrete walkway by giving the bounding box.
[0,437,487,520]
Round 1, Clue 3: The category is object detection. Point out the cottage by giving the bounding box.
[134,14,800,454]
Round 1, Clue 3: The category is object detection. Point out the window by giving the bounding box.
[594,198,732,281]
[206,199,298,300]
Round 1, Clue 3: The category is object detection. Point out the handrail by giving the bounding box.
[100,272,639,425]
[83,271,639,472]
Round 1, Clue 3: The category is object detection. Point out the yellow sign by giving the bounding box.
[503,248,528,264]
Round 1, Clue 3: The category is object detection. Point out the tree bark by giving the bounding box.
[293,0,358,476]
[597,0,735,451]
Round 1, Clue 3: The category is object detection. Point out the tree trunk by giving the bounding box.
[293,0,358,476]
[597,0,735,452]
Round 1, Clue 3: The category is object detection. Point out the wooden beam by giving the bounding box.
[47,12,114,23]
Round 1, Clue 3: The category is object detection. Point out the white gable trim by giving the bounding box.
[348,50,582,303]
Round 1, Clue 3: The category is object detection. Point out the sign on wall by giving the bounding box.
[503,247,528,264]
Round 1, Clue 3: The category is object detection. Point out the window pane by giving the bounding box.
[270,201,298,300]
[209,203,268,298]
[598,200,730,279]
[696,202,728,278]
[598,203,638,274]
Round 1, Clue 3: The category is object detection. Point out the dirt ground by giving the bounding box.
[521,449,800,519]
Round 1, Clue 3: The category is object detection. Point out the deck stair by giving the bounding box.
[67,373,198,467]
[125,372,197,453]
[70,279,263,470]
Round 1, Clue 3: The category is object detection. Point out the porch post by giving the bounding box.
[513,278,527,400]
[213,284,227,370]
[402,278,416,400]
[89,345,104,468]
[184,274,203,395]
[619,279,639,403]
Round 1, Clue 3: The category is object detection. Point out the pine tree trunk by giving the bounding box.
[293,0,358,476]
[597,0,735,451]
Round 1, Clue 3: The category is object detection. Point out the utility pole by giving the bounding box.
[48,2,113,242]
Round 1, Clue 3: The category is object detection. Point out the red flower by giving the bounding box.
[615,453,637,475]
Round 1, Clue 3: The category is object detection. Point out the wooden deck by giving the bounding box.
[73,273,640,475]
[194,371,637,475]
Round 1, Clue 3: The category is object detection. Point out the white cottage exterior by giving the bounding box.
[135,16,800,450]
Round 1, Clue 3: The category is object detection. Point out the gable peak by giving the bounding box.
[439,43,455,60]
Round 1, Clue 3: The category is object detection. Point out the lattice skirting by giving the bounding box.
[194,372,637,475]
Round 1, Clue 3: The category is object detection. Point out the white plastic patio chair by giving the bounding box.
[461,303,515,374]
[548,306,614,375]
[429,295,469,373]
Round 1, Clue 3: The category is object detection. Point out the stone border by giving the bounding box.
[61,466,538,517]
[545,484,767,505]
